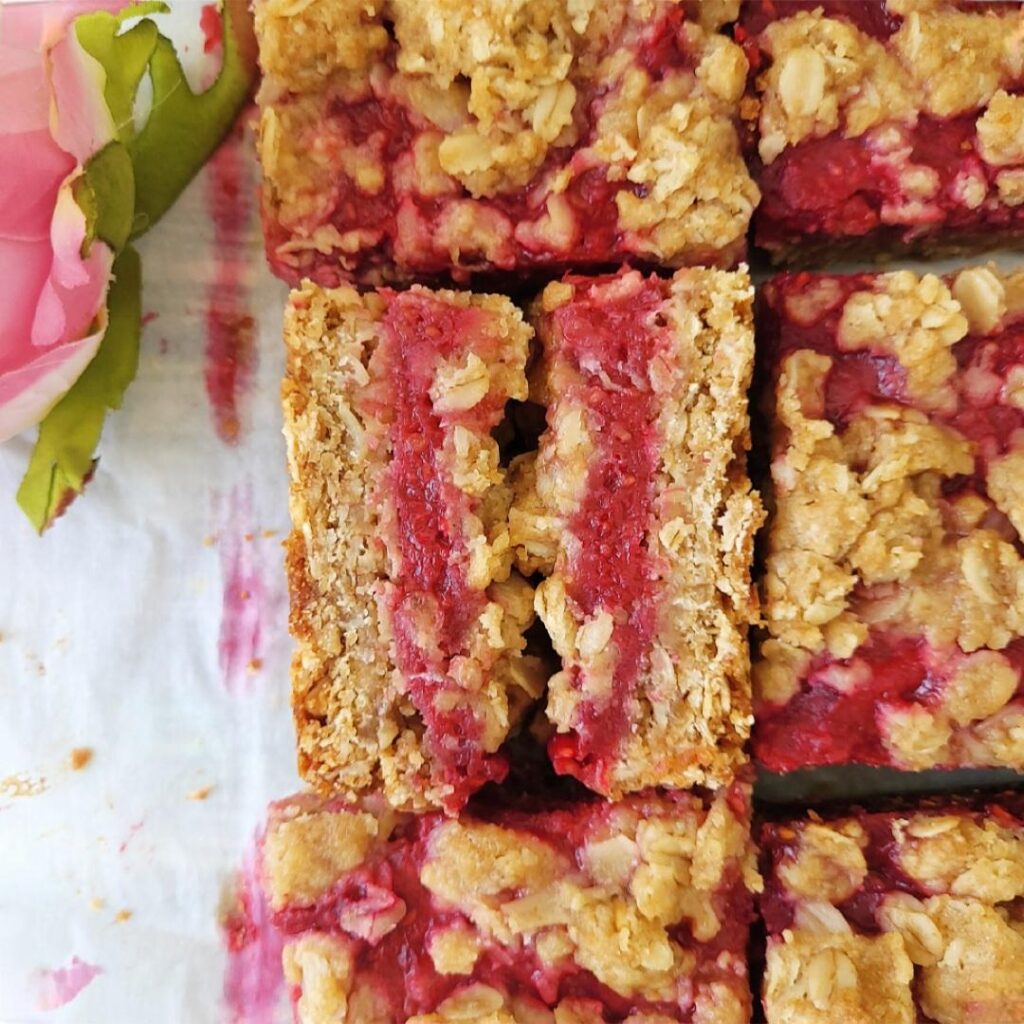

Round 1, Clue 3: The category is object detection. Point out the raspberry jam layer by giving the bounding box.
[740,0,1024,257]
[757,635,1024,772]
[753,115,1024,257]
[755,272,1024,772]
[546,277,665,791]
[360,293,511,807]
[271,790,754,1023]
[760,796,1024,936]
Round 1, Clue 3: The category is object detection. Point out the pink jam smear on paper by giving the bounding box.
[35,957,102,1010]
[204,116,257,446]
[217,484,270,694]
[222,850,285,1024]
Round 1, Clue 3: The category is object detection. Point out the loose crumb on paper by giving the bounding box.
[68,748,93,771]
[188,785,215,801]
[0,773,47,798]
[34,958,102,1010]
[113,909,133,924]
[88,898,105,912]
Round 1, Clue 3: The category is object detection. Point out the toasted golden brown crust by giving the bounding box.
[743,1,1024,261]
[510,267,762,797]
[283,282,543,812]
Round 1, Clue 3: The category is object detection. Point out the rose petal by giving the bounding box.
[32,185,113,348]
[0,325,106,443]
[47,28,115,161]
[0,45,51,133]
[1,1,125,51]
[0,238,53,373]
[0,126,75,242]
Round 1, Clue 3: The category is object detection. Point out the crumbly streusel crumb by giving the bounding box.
[255,0,756,282]
[264,787,759,1024]
[754,4,1024,164]
[761,800,1024,1024]
[756,266,1024,774]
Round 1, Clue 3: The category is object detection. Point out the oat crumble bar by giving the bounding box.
[261,785,761,1024]
[510,267,763,798]
[754,266,1024,774]
[760,794,1024,1024]
[739,0,1024,261]
[255,0,758,284]
[283,282,545,812]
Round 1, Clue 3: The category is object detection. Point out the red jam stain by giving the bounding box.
[215,483,286,696]
[34,958,103,1011]
[222,848,285,1024]
[755,274,1024,772]
[271,791,752,1023]
[545,276,665,791]
[360,294,512,809]
[200,3,224,54]
[204,115,257,445]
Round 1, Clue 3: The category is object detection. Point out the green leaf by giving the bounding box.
[74,141,136,253]
[73,4,165,143]
[129,0,257,234]
[17,248,143,533]
[72,0,257,237]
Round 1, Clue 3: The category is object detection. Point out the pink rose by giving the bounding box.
[0,1,123,441]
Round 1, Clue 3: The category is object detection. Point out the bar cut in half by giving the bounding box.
[510,267,763,797]
[755,266,1024,773]
[283,282,545,813]
[760,794,1024,1024]
[739,0,1024,261]
[262,785,760,1024]
[255,0,758,284]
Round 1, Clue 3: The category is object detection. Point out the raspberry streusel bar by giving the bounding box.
[739,0,1024,261]
[760,794,1024,1024]
[283,283,545,812]
[755,266,1024,773]
[262,786,760,1024]
[510,268,763,797]
[255,0,758,284]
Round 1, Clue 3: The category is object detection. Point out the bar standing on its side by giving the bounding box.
[510,267,763,798]
[283,282,545,813]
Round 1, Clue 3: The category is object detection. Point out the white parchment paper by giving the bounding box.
[1,5,298,1018]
